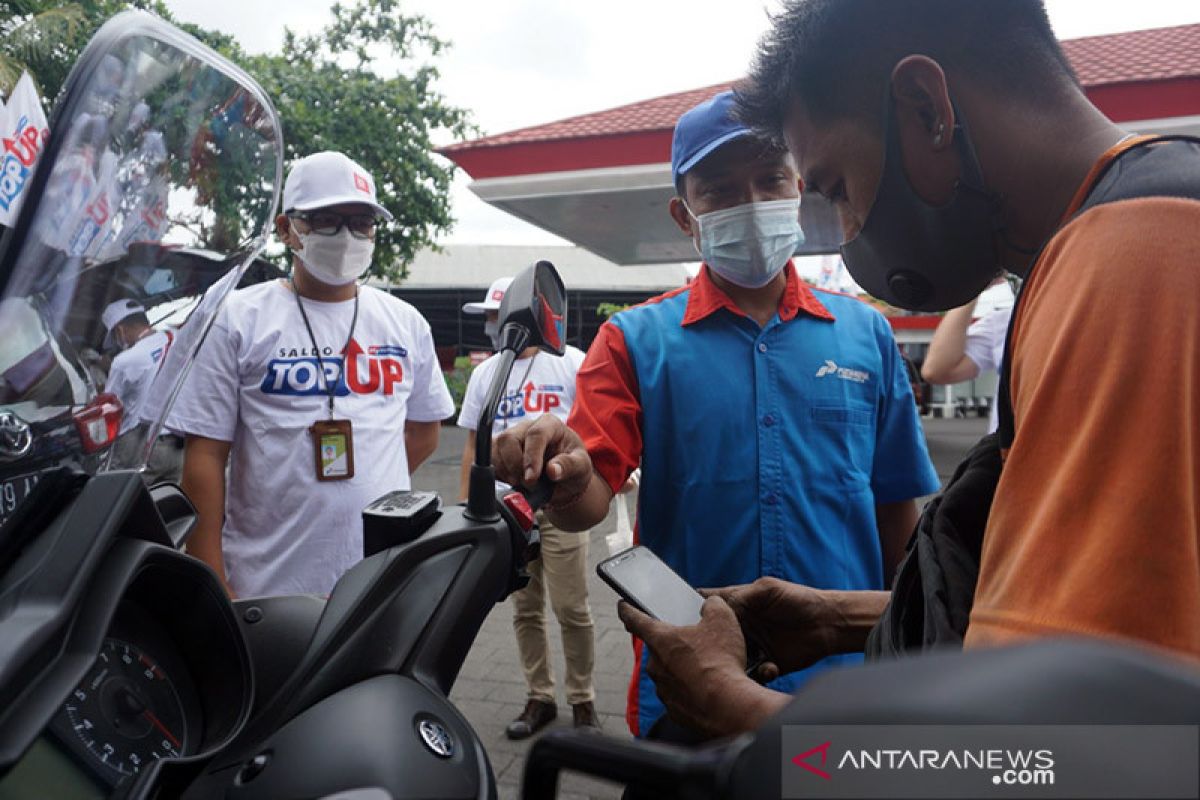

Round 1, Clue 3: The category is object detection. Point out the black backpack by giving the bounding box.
[866,135,1200,658]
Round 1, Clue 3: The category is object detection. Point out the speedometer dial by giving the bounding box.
[60,638,187,778]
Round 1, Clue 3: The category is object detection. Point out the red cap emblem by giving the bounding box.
[491,289,505,301]
[353,173,370,194]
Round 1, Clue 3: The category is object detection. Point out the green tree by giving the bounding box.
[597,302,631,319]
[0,1,168,98]
[3,0,470,278]
[232,0,472,280]
[0,1,86,96]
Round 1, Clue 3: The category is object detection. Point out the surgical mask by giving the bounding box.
[689,198,803,289]
[293,225,374,286]
[484,318,501,349]
[840,96,1005,312]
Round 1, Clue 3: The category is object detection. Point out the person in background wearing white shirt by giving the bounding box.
[103,298,171,434]
[921,290,1013,433]
[458,277,599,737]
[171,151,453,598]
[103,298,185,484]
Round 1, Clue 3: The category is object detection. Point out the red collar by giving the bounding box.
[681,262,835,327]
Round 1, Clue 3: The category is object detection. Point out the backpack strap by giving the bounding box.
[996,135,1200,450]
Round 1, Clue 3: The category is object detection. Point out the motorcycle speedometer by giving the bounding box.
[59,638,187,779]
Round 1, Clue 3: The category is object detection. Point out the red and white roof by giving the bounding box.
[441,23,1200,264]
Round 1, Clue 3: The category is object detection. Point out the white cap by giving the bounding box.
[283,151,393,221]
[462,277,514,314]
[102,298,146,348]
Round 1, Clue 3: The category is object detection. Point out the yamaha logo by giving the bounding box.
[417,718,455,758]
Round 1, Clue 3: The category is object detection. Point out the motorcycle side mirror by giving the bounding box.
[465,261,567,521]
[494,260,567,357]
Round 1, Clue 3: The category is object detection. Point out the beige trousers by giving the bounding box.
[511,516,595,705]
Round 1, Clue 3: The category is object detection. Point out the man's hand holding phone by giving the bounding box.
[708,578,894,678]
[617,596,790,737]
[703,578,838,681]
[600,547,792,736]
[604,553,894,737]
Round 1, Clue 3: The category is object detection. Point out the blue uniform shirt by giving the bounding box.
[568,264,940,735]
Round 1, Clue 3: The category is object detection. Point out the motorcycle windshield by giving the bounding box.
[0,13,282,528]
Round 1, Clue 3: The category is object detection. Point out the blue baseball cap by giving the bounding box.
[671,91,752,188]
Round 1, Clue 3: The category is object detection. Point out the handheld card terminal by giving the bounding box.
[362,490,442,557]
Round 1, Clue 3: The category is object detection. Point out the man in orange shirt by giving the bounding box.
[494,0,1200,737]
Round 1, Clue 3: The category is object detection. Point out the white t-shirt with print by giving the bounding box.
[457,346,585,435]
[106,329,171,434]
[964,305,1013,433]
[169,280,454,597]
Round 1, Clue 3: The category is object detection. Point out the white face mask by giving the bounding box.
[484,318,501,349]
[688,198,804,289]
[292,225,374,286]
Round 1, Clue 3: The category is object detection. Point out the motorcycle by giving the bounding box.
[2,12,1198,800]
[0,12,548,799]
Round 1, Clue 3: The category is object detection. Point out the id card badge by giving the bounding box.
[311,419,355,481]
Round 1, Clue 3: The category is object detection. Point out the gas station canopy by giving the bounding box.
[440,23,1200,265]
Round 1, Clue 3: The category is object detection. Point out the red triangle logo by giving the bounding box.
[792,741,832,780]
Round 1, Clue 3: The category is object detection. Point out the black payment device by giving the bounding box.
[362,490,442,557]
[597,545,769,680]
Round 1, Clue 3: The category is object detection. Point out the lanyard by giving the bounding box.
[500,353,537,432]
[293,283,360,419]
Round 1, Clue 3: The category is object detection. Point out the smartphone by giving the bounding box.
[597,545,770,680]
[596,545,705,627]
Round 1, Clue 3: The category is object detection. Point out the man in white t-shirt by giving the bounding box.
[458,277,598,736]
[170,151,453,598]
[102,298,172,435]
[922,292,1013,433]
[102,298,185,484]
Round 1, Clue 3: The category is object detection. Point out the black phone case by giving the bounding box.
[595,550,662,620]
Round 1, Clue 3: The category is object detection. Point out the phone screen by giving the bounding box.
[599,547,704,627]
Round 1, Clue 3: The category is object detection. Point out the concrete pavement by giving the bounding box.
[410,417,988,799]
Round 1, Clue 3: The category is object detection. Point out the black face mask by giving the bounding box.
[840,96,1006,312]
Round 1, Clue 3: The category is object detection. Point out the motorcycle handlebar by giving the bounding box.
[520,475,555,512]
[521,729,737,800]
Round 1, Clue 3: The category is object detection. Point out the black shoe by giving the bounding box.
[506,699,557,740]
[572,701,601,731]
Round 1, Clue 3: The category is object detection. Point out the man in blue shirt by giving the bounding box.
[493,91,939,737]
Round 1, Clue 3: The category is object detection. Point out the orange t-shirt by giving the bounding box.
[965,138,1200,659]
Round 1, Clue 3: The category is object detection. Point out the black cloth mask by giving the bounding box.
[841,96,1006,311]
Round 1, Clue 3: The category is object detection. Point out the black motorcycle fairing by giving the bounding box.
[231,595,327,719]
[208,674,495,800]
[146,483,198,550]
[517,639,1200,799]
[535,638,1200,800]
[0,472,169,769]
[182,505,517,796]
[0,473,253,797]
[723,637,1200,800]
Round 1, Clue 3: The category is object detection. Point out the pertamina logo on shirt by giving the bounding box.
[261,338,408,396]
[815,360,870,384]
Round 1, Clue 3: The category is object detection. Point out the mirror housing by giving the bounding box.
[495,260,566,356]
